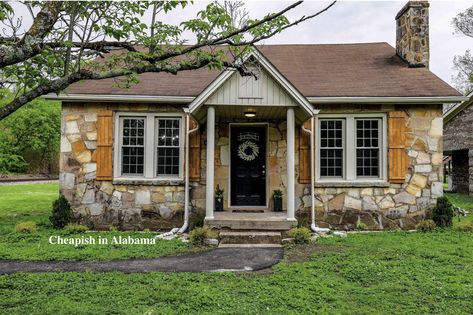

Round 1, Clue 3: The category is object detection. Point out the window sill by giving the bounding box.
[314,181,390,188]
[112,178,184,186]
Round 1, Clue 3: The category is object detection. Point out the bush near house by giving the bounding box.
[432,196,455,228]
[288,227,312,244]
[416,219,436,232]
[189,227,218,246]
[50,195,73,229]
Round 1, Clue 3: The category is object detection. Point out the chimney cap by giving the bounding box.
[395,1,429,20]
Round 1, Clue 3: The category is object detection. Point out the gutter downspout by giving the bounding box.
[179,108,199,234]
[156,109,199,239]
[302,115,330,234]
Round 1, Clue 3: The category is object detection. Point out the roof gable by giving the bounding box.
[188,50,315,121]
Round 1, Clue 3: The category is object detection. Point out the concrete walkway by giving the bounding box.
[0,248,284,274]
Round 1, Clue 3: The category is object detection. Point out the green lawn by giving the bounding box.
[1,231,472,314]
[0,184,473,314]
[0,183,193,261]
[445,192,473,225]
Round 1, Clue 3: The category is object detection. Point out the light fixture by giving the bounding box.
[244,110,256,118]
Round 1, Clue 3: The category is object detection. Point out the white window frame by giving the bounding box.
[113,112,185,181]
[316,113,387,183]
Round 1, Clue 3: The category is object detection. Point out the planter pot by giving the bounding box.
[273,197,282,212]
[215,197,224,211]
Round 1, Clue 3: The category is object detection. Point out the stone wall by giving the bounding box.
[60,102,442,231]
[298,104,443,230]
[395,1,429,67]
[444,102,473,152]
[60,103,186,230]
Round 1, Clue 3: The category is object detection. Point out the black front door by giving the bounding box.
[230,125,266,206]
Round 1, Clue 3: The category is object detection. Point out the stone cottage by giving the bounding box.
[444,92,473,194]
[47,1,464,233]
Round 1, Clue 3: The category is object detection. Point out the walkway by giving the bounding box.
[0,247,284,274]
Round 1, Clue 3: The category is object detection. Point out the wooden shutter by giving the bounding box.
[299,121,312,184]
[189,119,201,182]
[96,109,113,180]
[388,111,408,183]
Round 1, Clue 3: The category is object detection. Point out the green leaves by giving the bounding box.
[0,2,12,21]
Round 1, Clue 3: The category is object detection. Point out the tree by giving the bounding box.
[0,89,60,174]
[0,1,336,120]
[452,5,473,94]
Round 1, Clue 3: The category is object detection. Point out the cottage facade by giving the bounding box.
[50,1,463,231]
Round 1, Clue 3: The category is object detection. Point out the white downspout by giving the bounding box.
[156,109,199,239]
[179,108,199,234]
[302,116,330,234]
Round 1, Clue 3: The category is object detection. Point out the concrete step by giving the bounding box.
[219,231,282,245]
[218,243,282,248]
[206,216,296,231]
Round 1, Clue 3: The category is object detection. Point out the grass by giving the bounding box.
[0,183,194,261]
[1,231,473,314]
[445,192,473,225]
[0,184,472,314]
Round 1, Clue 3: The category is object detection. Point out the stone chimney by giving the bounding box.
[395,1,430,68]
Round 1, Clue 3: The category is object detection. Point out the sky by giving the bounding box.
[155,0,472,89]
[8,0,473,89]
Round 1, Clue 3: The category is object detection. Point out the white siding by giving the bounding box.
[205,69,297,106]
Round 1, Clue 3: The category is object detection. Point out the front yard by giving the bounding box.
[0,183,192,261]
[0,184,472,314]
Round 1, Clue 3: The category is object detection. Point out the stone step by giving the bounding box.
[219,231,282,245]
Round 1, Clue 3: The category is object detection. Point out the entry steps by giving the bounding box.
[218,231,282,248]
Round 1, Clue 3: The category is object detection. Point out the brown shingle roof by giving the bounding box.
[66,43,460,98]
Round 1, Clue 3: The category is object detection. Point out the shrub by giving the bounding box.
[432,196,454,228]
[356,222,368,231]
[189,210,205,230]
[50,195,73,228]
[456,222,473,232]
[416,219,436,232]
[189,227,217,246]
[63,223,88,234]
[14,221,37,233]
[288,227,312,244]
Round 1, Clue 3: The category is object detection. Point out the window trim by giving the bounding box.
[113,112,185,181]
[315,113,387,183]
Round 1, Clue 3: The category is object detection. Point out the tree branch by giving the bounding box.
[0,2,62,67]
[0,56,243,120]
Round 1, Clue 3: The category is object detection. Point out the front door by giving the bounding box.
[230,125,267,206]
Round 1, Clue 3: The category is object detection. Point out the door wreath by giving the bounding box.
[237,140,259,161]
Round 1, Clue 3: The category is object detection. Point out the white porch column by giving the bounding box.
[286,107,295,220]
[205,106,215,219]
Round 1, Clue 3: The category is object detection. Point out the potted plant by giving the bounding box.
[215,185,224,211]
[273,189,283,212]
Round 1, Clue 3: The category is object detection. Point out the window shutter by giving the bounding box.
[96,109,113,180]
[189,119,201,182]
[388,111,408,183]
[299,121,312,184]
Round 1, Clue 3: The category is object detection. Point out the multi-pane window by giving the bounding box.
[121,118,145,175]
[320,119,344,177]
[117,114,183,179]
[356,119,380,177]
[317,115,386,181]
[156,118,181,176]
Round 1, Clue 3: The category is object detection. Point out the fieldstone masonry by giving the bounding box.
[60,102,442,230]
[296,104,443,230]
[396,1,429,67]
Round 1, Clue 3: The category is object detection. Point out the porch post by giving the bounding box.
[286,107,295,220]
[205,106,215,219]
